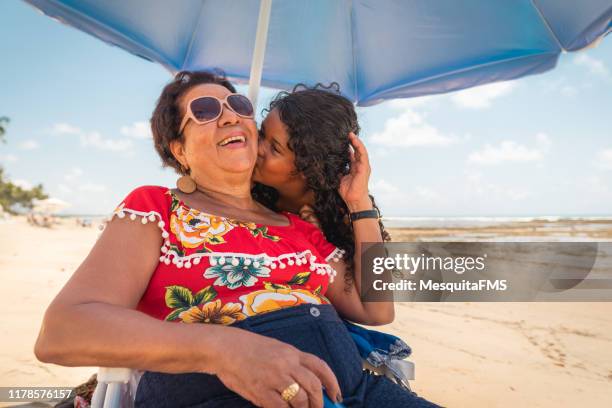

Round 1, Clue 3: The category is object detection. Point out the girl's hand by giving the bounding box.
[216,329,342,408]
[339,132,373,211]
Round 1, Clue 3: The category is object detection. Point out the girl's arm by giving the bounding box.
[324,133,395,326]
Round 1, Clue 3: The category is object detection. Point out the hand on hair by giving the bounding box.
[339,132,373,212]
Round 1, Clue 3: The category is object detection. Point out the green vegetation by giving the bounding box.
[0,117,48,214]
[0,116,9,143]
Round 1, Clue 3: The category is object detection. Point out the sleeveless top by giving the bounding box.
[103,185,345,325]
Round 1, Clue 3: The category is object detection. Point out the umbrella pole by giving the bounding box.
[248,0,272,110]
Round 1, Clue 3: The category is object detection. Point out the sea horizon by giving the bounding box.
[33,212,612,230]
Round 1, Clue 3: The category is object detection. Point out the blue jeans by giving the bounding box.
[135,303,441,407]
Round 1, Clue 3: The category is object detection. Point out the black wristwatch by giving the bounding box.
[349,208,380,222]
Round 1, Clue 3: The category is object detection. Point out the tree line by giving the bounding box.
[1,116,48,214]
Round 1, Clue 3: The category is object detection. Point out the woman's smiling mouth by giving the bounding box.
[217,132,248,149]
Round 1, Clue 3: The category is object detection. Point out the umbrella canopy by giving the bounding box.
[24,0,611,106]
[32,197,71,214]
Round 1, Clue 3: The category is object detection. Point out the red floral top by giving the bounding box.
[105,186,345,325]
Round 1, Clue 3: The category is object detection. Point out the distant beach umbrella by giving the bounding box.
[23,0,611,107]
[32,197,71,214]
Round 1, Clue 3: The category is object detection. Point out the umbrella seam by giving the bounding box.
[530,0,566,52]
[361,51,559,104]
[23,0,177,72]
[181,0,207,71]
[565,4,612,51]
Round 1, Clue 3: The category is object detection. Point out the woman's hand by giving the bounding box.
[215,329,342,408]
[338,132,373,212]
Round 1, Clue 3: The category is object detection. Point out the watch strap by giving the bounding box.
[349,209,380,222]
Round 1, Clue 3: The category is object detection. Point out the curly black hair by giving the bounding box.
[252,83,391,293]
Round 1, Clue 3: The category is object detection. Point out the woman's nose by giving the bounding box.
[218,102,239,127]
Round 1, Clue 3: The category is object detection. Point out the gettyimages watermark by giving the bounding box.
[360,242,612,301]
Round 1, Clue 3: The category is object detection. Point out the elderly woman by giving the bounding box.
[34,71,439,407]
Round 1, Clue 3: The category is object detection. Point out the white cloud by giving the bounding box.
[414,186,440,201]
[597,148,612,170]
[468,141,542,165]
[370,179,442,215]
[0,154,18,163]
[468,134,551,166]
[450,81,516,109]
[535,132,552,150]
[51,123,81,135]
[80,131,133,151]
[585,176,611,194]
[79,182,107,193]
[58,184,73,193]
[120,121,151,139]
[559,85,577,96]
[371,179,400,195]
[574,54,609,77]
[12,179,32,190]
[59,167,106,195]
[542,76,584,97]
[50,122,133,152]
[463,170,530,201]
[370,108,456,148]
[386,95,437,110]
[18,140,40,150]
[64,167,83,182]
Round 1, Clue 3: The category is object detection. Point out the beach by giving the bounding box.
[1,216,611,407]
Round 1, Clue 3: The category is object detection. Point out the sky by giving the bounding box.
[0,1,611,217]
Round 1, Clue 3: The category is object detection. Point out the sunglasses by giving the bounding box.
[179,93,254,134]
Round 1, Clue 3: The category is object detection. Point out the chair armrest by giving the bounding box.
[91,367,135,408]
[97,367,133,383]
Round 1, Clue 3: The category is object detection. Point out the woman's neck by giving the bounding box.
[192,172,258,211]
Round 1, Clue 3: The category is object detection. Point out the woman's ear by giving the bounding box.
[170,139,187,170]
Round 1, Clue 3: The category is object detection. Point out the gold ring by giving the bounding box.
[280,382,300,402]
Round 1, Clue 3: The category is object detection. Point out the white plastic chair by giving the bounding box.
[91,361,414,408]
[90,367,141,408]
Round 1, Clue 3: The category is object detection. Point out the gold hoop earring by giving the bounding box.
[176,165,196,194]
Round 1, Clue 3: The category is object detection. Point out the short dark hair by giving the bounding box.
[150,70,236,174]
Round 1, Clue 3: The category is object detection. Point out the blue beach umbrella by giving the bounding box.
[23,0,611,108]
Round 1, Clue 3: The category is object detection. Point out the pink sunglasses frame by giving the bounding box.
[178,93,255,134]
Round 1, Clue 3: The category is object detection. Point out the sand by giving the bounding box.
[1,216,611,407]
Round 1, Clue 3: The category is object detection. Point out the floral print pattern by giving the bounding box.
[228,219,281,241]
[116,187,337,323]
[164,284,247,324]
[164,271,328,323]
[204,257,271,289]
[240,280,328,317]
[167,190,280,251]
[179,299,246,324]
[170,205,234,249]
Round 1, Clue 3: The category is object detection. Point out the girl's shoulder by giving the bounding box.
[281,211,345,263]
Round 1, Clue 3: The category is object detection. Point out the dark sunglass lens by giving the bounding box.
[228,95,254,117]
[190,97,221,122]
